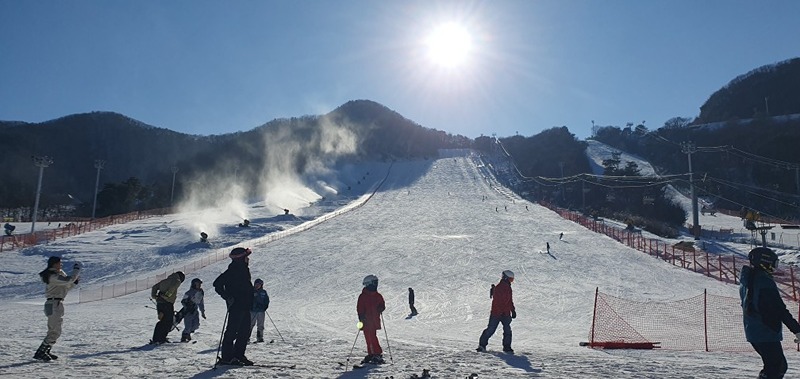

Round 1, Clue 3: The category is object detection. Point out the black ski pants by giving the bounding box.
[479,315,512,350]
[152,302,174,343]
[221,308,253,361]
[751,341,788,379]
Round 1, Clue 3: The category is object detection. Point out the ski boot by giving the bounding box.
[181,333,191,342]
[256,331,264,343]
[369,354,385,364]
[44,345,58,360]
[360,354,373,364]
[33,342,52,361]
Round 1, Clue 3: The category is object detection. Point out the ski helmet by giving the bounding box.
[230,247,252,260]
[254,278,264,287]
[749,247,778,273]
[362,274,379,287]
[175,271,186,282]
[502,270,515,280]
[191,278,202,287]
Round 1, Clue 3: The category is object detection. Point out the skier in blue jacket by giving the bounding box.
[250,278,270,343]
[740,247,800,379]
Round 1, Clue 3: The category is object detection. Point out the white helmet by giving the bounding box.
[502,270,515,279]
[362,274,378,286]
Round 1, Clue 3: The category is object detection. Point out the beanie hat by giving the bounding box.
[230,247,252,260]
[47,256,61,268]
[176,271,186,282]
[254,278,263,286]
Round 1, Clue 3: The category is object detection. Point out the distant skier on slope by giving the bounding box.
[740,247,800,379]
[408,287,418,316]
[179,278,206,342]
[357,274,386,365]
[34,256,81,361]
[477,270,515,354]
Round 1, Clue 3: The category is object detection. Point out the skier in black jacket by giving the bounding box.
[740,247,800,379]
[213,247,255,366]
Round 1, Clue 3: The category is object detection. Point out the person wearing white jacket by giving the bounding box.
[34,256,81,361]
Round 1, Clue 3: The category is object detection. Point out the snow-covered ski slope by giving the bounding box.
[0,150,792,378]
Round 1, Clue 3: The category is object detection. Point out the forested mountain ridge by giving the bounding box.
[0,100,469,215]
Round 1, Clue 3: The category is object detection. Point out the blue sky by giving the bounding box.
[1,1,799,140]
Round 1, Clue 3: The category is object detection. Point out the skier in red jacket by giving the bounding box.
[357,274,386,365]
[477,270,516,353]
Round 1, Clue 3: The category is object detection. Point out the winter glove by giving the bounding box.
[73,263,81,270]
[202,312,206,319]
[794,333,800,344]
[225,298,234,309]
[511,310,517,319]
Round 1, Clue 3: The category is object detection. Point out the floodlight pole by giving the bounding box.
[31,155,54,234]
[170,166,179,206]
[91,159,105,219]
[681,141,700,239]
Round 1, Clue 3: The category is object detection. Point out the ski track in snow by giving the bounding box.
[0,150,794,378]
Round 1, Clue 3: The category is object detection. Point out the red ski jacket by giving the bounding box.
[357,288,386,329]
[490,279,515,317]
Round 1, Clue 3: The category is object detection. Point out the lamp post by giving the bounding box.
[91,160,105,219]
[170,166,179,206]
[31,155,54,233]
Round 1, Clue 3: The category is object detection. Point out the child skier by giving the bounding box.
[357,274,386,365]
[180,278,206,342]
[250,278,270,343]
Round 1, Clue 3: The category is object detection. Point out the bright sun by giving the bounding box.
[425,22,473,68]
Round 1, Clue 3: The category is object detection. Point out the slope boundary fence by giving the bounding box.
[78,163,394,303]
[0,209,170,252]
[542,203,800,304]
[587,288,800,352]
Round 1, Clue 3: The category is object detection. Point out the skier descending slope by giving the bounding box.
[477,270,516,354]
[357,274,386,365]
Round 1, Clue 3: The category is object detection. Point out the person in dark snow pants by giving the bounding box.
[214,247,255,366]
[151,271,185,344]
[408,287,418,316]
[478,270,516,353]
[740,247,800,379]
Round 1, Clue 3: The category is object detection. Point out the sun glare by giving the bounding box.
[425,22,473,68]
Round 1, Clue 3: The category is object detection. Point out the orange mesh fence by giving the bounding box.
[589,289,800,352]
[0,208,169,252]
[540,203,800,304]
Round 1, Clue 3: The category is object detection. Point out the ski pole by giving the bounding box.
[265,311,285,343]
[381,313,393,365]
[212,309,229,370]
[345,328,361,372]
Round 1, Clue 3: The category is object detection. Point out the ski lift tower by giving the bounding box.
[743,210,773,247]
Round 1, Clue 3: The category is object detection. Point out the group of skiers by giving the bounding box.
[39,244,800,377]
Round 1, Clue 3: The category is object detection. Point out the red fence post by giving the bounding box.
[704,289,709,352]
[590,287,599,347]
[791,266,798,302]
